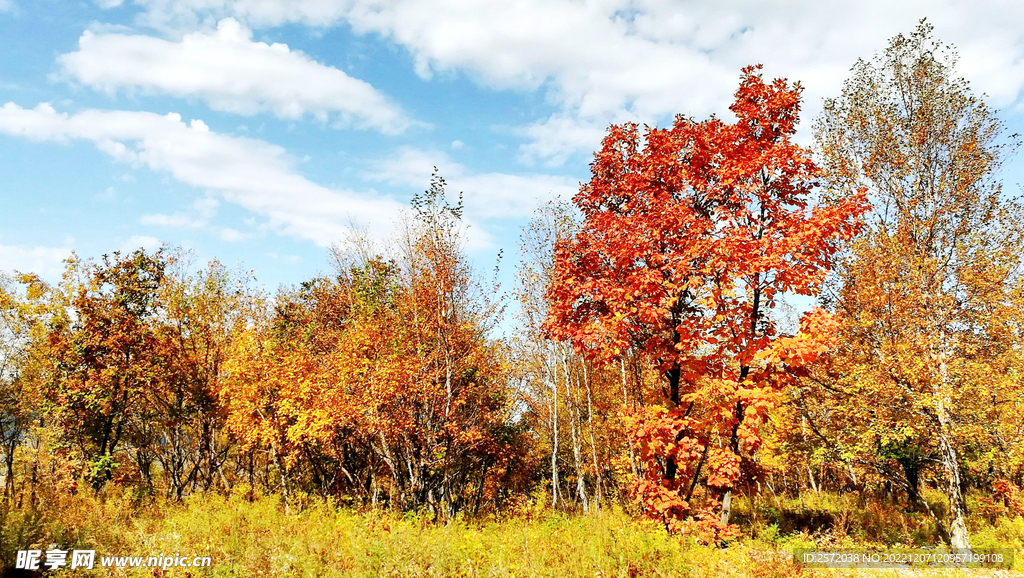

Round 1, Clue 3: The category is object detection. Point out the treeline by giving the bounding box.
[1,175,531,519]
[2,21,1023,549]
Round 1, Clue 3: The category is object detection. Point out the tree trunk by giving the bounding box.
[562,353,589,512]
[269,439,290,514]
[936,325,970,549]
[550,350,560,508]
[620,358,638,479]
[719,491,733,527]
[900,459,920,509]
[664,365,682,482]
[940,432,970,549]
[583,362,603,506]
[719,400,745,526]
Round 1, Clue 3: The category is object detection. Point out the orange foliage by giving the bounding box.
[545,66,866,532]
[222,174,523,517]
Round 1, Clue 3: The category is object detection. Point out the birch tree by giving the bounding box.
[812,20,1024,549]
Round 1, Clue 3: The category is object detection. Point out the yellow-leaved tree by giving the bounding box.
[806,20,1024,549]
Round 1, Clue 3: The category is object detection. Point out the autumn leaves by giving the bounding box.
[542,21,1024,547]
[801,21,1024,549]
[543,66,866,535]
[221,173,521,517]
[2,175,522,517]
[1,21,1022,551]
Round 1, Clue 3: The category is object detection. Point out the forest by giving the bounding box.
[3,21,1024,577]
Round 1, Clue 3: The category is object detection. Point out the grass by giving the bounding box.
[2,489,1024,577]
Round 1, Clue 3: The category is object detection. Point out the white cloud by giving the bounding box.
[218,227,246,242]
[131,0,348,31]
[0,0,11,12]
[0,102,408,247]
[96,186,117,201]
[450,140,464,150]
[140,197,218,229]
[515,115,612,167]
[140,197,250,241]
[94,0,124,8]
[139,213,201,228]
[268,251,302,264]
[125,0,1024,164]
[121,235,162,253]
[0,244,70,277]
[363,146,578,220]
[58,18,415,134]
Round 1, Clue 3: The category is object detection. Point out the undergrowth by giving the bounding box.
[2,489,1022,577]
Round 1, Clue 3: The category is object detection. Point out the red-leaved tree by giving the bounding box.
[544,66,866,534]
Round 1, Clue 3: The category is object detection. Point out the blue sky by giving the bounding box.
[2,0,1024,314]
